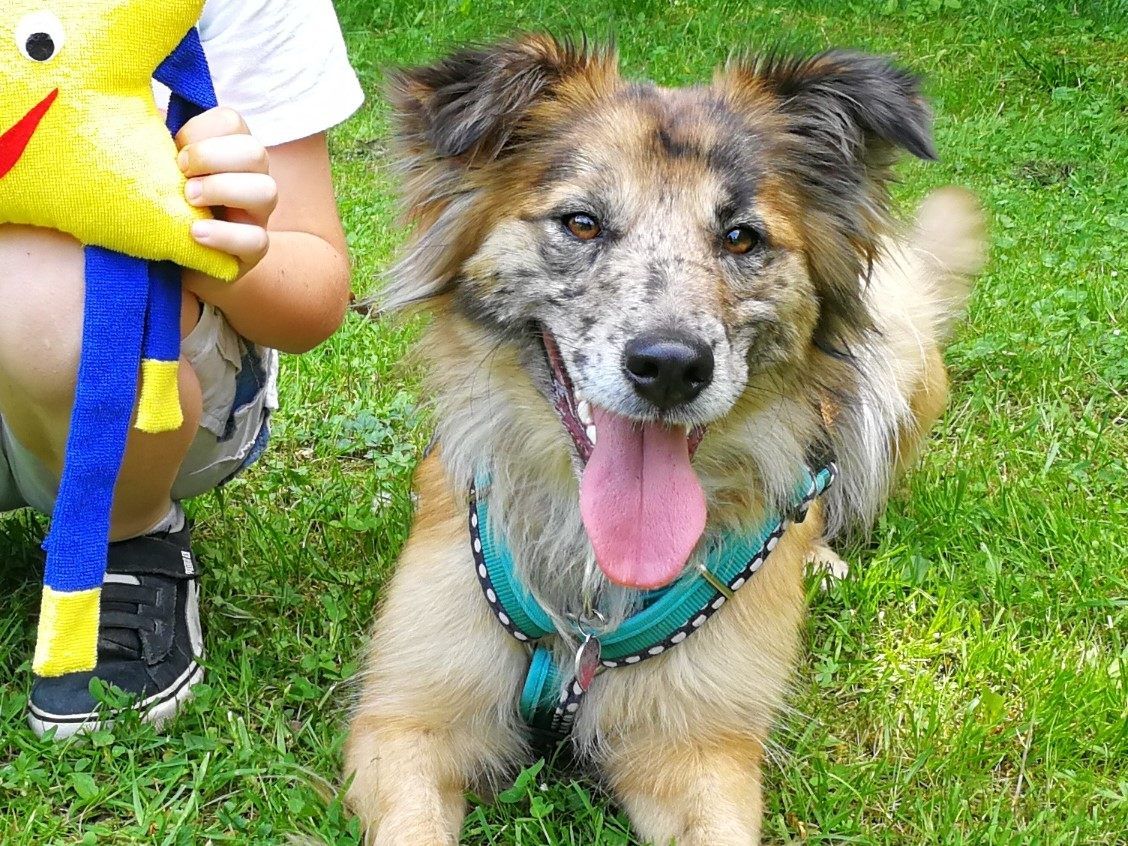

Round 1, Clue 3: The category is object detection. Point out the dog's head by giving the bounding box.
[385,35,934,589]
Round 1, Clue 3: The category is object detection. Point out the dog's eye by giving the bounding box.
[562,213,602,241]
[723,226,762,256]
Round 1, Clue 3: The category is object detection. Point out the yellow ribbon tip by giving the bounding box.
[136,359,184,433]
[34,587,101,677]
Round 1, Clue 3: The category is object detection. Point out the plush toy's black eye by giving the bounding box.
[26,33,55,62]
[17,12,65,63]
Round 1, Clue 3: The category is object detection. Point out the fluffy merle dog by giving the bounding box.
[344,35,985,845]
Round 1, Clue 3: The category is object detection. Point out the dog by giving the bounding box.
[344,34,985,845]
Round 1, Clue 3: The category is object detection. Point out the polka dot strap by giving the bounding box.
[591,462,838,664]
[469,482,551,644]
[469,463,837,743]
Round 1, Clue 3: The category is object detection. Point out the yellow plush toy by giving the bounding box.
[0,0,237,279]
[0,0,237,678]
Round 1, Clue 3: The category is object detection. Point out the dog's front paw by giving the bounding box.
[806,543,850,588]
[371,822,456,846]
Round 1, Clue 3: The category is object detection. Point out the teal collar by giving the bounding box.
[469,461,837,745]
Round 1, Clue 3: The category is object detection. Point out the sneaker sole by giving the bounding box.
[27,660,204,740]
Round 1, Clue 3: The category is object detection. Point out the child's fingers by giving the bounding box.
[178,135,270,178]
[186,173,278,225]
[190,219,270,268]
[174,107,274,274]
[175,107,250,150]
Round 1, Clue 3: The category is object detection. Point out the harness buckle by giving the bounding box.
[696,562,735,599]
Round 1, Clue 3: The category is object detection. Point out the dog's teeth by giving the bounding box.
[574,389,587,404]
[586,424,598,445]
[577,400,593,426]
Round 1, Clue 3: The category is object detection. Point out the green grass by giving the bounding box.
[2,1,1126,843]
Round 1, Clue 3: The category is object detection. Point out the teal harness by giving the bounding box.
[468,461,837,747]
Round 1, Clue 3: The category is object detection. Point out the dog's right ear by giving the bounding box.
[379,36,616,313]
[389,34,616,164]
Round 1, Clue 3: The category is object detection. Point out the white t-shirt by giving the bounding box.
[154,1,363,413]
[155,0,364,146]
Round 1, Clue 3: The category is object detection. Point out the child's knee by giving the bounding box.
[0,227,85,412]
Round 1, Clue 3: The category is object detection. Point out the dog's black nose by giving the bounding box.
[623,332,714,409]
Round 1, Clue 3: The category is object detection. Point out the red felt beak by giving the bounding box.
[0,89,59,180]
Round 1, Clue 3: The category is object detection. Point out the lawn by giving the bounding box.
[1,0,1126,843]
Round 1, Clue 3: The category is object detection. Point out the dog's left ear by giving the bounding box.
[754,50,935,165]
[721,51,935,340]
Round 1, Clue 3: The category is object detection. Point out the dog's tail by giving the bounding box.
[909,186,988,341]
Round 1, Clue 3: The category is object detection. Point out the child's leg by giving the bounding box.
[0,225,214,738]
[0,226,203,537]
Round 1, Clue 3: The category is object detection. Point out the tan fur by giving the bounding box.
[345,201,983,843]
[346,460,822,845]
[347,36,986,845]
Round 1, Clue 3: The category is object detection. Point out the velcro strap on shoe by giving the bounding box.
[106,527,197,580]
[100,581,178,665]
[100,610,160,635]
[98,625,145,662]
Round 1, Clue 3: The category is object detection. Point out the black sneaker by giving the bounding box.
[28,523,204,739]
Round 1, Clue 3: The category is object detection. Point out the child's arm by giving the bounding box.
[176,107,352,354]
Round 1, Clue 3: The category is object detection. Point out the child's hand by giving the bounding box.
[176,107,278,277]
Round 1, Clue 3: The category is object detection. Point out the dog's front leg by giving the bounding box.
[344,578,527,846]
[344,457,528,845]
[344,591,527,846]
[344,718,470,846]
[605,736,766,845]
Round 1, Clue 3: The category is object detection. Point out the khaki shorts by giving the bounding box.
[0,304,277,515]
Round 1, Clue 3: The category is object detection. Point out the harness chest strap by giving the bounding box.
[468,462,837,743]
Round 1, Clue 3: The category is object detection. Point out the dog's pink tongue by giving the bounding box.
[579,407,706,589]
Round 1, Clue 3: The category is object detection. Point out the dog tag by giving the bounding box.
[574,634,602,692]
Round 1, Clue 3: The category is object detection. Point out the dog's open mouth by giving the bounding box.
[541,329,708,590]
